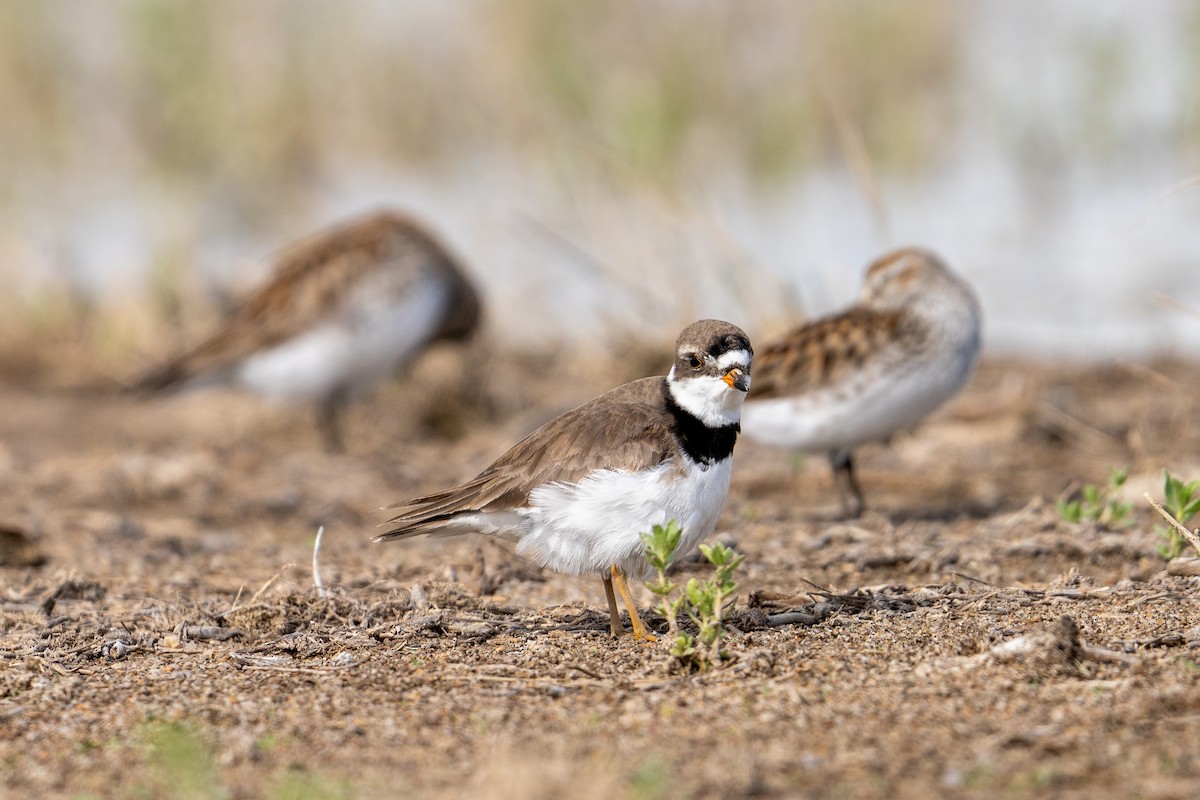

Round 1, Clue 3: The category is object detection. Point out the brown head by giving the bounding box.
[860,247,972,311]
[667,319,754,428]
[671,320,753,384]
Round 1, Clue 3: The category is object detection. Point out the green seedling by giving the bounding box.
[1056,468,1132,527]
[139,720,226,800]
[642,520,685,642]
[641,520,744,671]
[1156,470,1200,560]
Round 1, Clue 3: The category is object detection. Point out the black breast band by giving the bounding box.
[661,379,739,467]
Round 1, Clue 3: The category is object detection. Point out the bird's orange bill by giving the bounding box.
[723,368,750,392]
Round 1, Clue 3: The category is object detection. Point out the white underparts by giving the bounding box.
[741,345,976,452]
[236,272,450,401]
[514,457,734,580]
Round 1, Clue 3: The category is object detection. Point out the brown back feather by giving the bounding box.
[378,377,676,537]
[750,308,927,399]
[136,211,476,391]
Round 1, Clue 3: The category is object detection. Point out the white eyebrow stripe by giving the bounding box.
[716,349,751,370]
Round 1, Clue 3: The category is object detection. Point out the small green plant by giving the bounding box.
[641,520,744,671]
[628,755,672,800]
[1056,468,1132,527]
[139,720,226,800]
[1156,470,1200,560]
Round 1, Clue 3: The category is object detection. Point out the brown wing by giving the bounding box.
[750,307,926,399]
[135,211,468,390]
[377,378,675,539]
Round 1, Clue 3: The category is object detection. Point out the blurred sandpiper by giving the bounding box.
[741,247,981,516]
[136,211,481,451]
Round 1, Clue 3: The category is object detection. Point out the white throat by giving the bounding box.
[667,367,746,428]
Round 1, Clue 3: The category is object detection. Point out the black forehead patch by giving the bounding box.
[709,332,752,357]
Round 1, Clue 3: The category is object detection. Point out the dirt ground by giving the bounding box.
[3,343,1200,799]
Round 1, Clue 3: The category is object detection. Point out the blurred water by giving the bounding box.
[5,1,1199,358]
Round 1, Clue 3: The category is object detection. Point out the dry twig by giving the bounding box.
[248,563,296,605]
[1144,492,1200,557]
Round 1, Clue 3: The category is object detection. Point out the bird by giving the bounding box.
[740,247,981,517]
[374,319,753,640]
[134,210,481,452]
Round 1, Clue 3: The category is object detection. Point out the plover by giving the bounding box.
[136,211,481,451]
[741,247,981,517]
[375,319,753,640]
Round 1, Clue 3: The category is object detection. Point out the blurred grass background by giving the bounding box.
[0,1,960,195]
[0,0,1198,374]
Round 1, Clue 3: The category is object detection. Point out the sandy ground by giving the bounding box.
[3,346,1200,799]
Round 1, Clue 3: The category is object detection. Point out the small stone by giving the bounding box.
[102,640,129,660]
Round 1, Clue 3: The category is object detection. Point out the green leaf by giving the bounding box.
[1165,471,1183,510]
[702,542,736,566]
[669,633,695,657]
[641,520,686,569]
[1160,472,1200,522]
[1183,498,1200,521]
[1057,498,1082,523]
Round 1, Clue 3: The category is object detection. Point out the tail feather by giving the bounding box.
[130,322,254,396]
[379,475,498,525]
[375,498,481,541]
[375,475,521,542]
[130,355,233,396]
[372,518,462,542]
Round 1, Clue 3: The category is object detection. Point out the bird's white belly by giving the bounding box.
[512,458,734,580]
[236,275,450,401]
[742,356,970,453]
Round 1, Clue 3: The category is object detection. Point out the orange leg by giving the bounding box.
[601,575,623,636]
[611,565,657,642]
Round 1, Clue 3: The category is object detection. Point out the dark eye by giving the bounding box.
[687,354,703,369]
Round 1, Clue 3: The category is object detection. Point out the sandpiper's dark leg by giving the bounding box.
[829,449,865,518]
[317,387,349,453]
[611,565,656,642]
[602,574,623,636]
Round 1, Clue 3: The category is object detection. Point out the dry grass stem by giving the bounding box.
[313,525,327,598]
[248,563,296,605]
[1144,492,1200,557]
